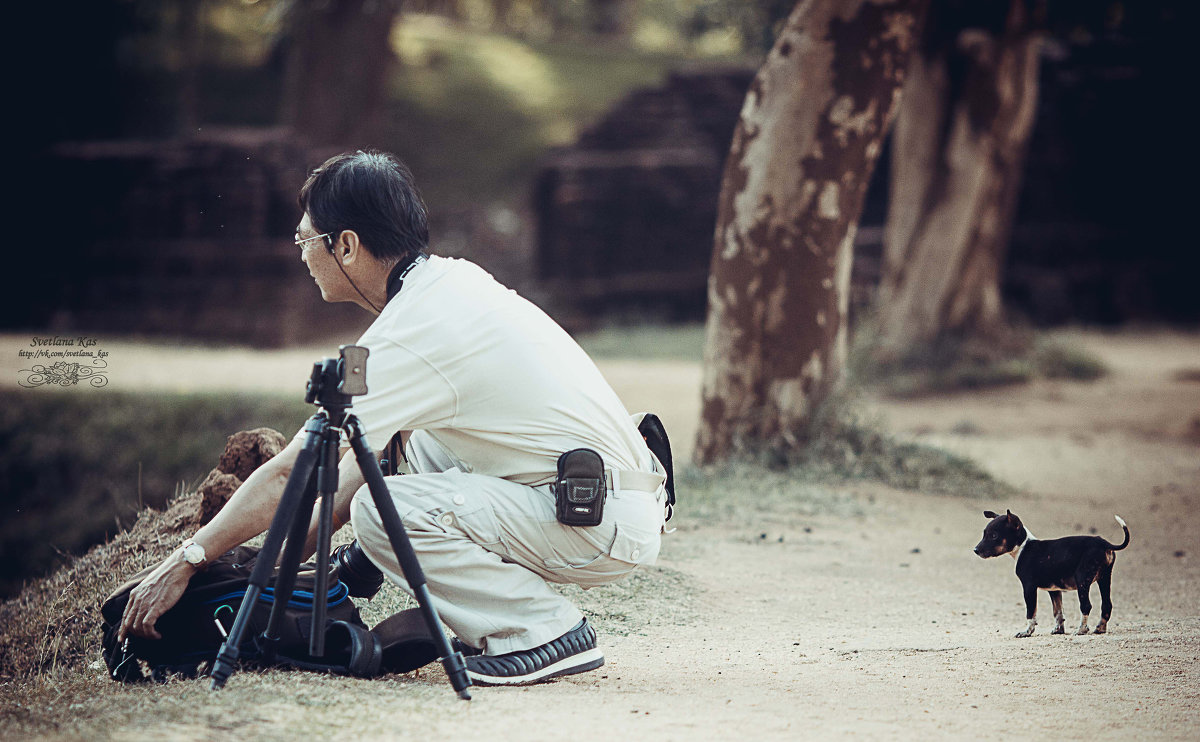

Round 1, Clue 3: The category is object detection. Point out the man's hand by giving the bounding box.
[117,549,195,641]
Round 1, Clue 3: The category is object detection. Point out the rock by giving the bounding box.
[217,427,288,481]
[197,470,243,525]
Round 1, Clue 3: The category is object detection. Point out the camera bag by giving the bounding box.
[100,545,378,683]
[636,413,676,521]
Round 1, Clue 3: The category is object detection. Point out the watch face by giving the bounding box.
[183,543,205,564]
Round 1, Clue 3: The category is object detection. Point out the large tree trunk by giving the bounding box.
[695,0,926,466]
[280,0,401,148]
[876,0,1041,354]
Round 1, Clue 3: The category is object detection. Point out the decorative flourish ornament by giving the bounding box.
[19,359,109,388]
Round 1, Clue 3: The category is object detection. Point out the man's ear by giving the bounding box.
[335,229,362,265]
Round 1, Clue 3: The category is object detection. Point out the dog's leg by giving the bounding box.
[1016,585,1038,638]
[1094,565,1113,634]
[1050,591,1065,634]
[1075,582,1092,635]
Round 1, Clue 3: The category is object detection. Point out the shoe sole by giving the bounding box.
[467,648,605,686]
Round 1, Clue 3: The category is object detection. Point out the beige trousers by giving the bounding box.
[351,431,664,655]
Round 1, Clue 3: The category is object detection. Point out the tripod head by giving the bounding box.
[305,345,370,422]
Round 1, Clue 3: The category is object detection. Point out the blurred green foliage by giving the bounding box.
[383,16,731,205]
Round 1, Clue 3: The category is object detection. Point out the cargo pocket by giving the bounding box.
[607,523,660,566]
[425,505,503,553]
[536,519,614,573]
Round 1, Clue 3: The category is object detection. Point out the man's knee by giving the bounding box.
[350,479,434,538]
[350,484,383,536]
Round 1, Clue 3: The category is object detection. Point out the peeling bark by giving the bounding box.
[878,0,1041,353]
[696,0,927,466]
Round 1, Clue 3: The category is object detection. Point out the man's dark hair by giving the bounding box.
[298,150,429,263]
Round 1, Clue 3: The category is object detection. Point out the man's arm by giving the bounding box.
[118,434,306,641]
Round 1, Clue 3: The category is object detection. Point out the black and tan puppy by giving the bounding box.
[975,510,1130,638]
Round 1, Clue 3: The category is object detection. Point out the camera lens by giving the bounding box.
[332,541,385,599]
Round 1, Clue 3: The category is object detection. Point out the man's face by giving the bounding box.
[296,213,347,303]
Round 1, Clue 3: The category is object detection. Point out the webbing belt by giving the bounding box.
[605,468,666,495]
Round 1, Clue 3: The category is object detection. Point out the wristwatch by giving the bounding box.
[181,539,209,569]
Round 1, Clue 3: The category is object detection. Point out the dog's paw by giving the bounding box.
[1051,626,1065,635]
[1015,629,1035,638]
[1093,623,1107,635]
[1075,625,1090,636]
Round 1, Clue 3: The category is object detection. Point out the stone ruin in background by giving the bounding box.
[35,129,369,346]
[534,68,755,325]
[20,52,1196,346]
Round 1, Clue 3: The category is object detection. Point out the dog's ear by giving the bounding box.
[984,510,999,519]
[1006,509,1021,526]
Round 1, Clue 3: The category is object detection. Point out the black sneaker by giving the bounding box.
[466,619,604,686]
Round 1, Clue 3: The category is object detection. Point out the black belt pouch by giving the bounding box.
[555,448,606,527]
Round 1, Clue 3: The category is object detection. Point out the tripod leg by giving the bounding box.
[344,416,472,700]
[309,426,341,656]
[258,456,321,662]
[211,414,325,690]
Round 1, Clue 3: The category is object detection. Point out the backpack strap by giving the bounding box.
[274,620,382,678]
[372,607,441,674]
[328,620,383,678]
[380,431,407,476]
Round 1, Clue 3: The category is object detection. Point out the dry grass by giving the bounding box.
[698,385,1015,502]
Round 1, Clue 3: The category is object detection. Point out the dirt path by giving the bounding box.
[3,329,1198,739]
[552,330,1199,739]
[328,329,1200,740]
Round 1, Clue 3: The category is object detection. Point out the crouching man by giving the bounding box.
[118,150,670,686]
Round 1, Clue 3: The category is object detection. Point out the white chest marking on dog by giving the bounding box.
[1010,529,1037,567]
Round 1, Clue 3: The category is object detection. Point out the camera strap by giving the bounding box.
[385,251,430,303]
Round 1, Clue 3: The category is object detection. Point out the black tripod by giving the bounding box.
[209,346,471,699]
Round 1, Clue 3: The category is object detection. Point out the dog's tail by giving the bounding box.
[1105,515,1130,551]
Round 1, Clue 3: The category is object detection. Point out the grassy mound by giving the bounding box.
[849,327,1107,398]
[699,386,1015,502]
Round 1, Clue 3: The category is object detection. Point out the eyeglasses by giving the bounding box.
[295,232,332,251]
